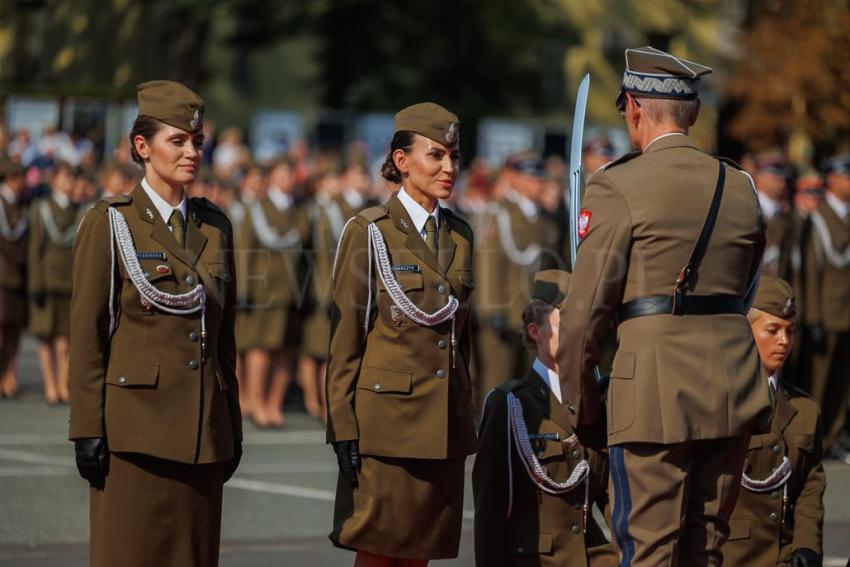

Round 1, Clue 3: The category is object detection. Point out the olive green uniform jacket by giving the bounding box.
[68,187,241,464]
[474,369,618,567]
[762,209,795,281]
[326,192,477,459]
[723,382,825,565]
[559,134,771,444]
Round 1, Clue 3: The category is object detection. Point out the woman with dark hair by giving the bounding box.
[68,80,242,567]
[327,103,476,566]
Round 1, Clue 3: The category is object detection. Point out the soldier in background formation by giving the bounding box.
[0,159,27,399]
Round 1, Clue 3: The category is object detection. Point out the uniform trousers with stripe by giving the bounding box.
[608,436,749,566]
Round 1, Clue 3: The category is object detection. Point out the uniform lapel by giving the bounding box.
[184,200,208,266]
[387,193,444,277]
[525,366,573,432]
[774,385,798,434]
[132,186,194,268]
[437,208,457,271]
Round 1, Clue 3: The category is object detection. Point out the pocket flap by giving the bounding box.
[457,270,475,289]
[206,262,230,282]
[611,352,635,379]
[727,518,750,540]
[507,532,553,555]
[748,435,764,450]
[138,260,174,284]
[394,271,423,292]
[106,362,159,387]
[793,434,814,453]
[358,367,413,394]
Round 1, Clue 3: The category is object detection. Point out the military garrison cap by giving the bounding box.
[137,80,204,132]
[618,46,712,102]
[752,275,796,319]
[824,154,850,176]
[531,270,571,309]
[394,103,460,146]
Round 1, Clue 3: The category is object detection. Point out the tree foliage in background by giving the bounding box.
[726,0,850,154]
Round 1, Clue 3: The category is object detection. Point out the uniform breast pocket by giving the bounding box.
[106,362,159,389]
[455,269,474,301]
[205,262,231,300]
[607,351,635,434]
[379,271,423,327]
[136,260,178,292]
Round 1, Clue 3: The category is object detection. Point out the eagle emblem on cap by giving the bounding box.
[782,297,794,317]
[190,109,201,130]
[446,122,459,144]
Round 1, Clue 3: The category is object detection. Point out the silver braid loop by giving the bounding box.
[40,200,82,246]
[741,455,793,493]
[496,207,541,267]
[0,198,26,241]
[107,207,207,353]
[249,200,301,250]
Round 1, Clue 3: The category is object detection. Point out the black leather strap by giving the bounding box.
[618,294,745,323]
[672,160,727,314]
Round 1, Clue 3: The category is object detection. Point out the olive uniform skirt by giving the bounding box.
[90,453,223,567]
[237,304,301,351]
[0,288,26,325]
[28,292,70,338]
[331,456,465,560]
[301,307,330,360]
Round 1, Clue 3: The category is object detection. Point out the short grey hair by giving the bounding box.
[640,97,700,129]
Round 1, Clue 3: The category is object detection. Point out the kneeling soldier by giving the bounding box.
[473,270,617,567]
[722,275,825,567]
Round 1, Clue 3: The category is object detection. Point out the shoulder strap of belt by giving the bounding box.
[672,160,726,314]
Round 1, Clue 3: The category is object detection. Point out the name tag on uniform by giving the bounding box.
[392,264,420,273]
[137,252,166,260]
[527,432,560,441]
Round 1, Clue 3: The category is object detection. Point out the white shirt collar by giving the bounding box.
[645,131,688,151]
[52,190,71,209]
[505,188,539,220]
[141,177,187,225]
[826,191,850,219]
[757,191,783,219]
[532,358,562,403]
[397,186,440,236]
[267,186,294,211]
[768,373,779,392]
[0,184,16,205]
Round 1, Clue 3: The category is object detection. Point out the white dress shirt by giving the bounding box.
[757,191,783,220]
[397,186,441,241]
[0,184,16,205]
[141,177,188,231]
[505,188,538,220]
[826,191,850,220]
[52,190,71,209]
[532,357,562,403]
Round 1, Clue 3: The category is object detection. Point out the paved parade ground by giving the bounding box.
[1,337,849,566]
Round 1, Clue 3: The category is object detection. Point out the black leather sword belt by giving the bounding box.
[617,294,746,324]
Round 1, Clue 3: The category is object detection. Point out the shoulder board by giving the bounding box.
[95,194,132,212]
[191,196,225,215]
[358,205,388,223]
[716,156,744,170]
[602,150,642,171]
[497,378,525,394]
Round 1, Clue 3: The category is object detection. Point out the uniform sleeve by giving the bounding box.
[218,220,242,442]
[557,171,632,427]
[791,411,825,555]
[27,203,44,296]
[472,391,509,567]
[68,207,113,439]
[326,219,370,443]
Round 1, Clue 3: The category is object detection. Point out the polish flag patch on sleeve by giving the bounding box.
[578,209,592,239]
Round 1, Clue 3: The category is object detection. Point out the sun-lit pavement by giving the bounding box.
[1,337,848,566]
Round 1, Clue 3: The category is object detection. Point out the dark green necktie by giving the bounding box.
[424,215,438,257]
[168,209,185,248]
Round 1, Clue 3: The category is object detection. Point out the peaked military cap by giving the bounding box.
[507,152,547,178]
[824,154,850,176]
[531,270,571,309]
[395,102,460,146]
[137,80,204,132]
[618,46,712,103]
[752,275,796,319]
[756,148,791,178]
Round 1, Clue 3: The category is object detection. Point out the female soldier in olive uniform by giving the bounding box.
[69,81,242,567]
[0,159,27,398]
[722,276,825,567]
[474,270,617,567]
[327,103,477,565]
[29,161,86,404]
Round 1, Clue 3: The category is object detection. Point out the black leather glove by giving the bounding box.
[224,442,242,483]
[31,290,46,308]
[807,324,827,354]
[790,548,822,567]
[333,440,361,488]
[74,437,109,490]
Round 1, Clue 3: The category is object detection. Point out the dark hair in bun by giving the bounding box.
[380,130,417,183]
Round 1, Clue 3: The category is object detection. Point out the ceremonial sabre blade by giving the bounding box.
[568,73,590,268]
[568,73,602,384]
